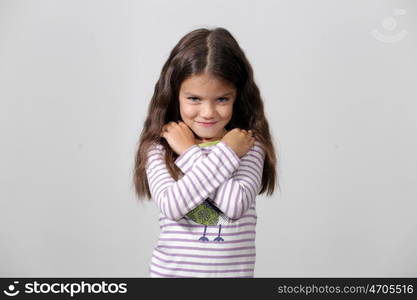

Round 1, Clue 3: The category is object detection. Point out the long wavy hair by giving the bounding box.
[133,27,279,200]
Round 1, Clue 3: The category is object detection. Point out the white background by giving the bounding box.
[1,0,416,277]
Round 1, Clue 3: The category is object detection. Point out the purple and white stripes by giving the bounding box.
[146,141,265,221]
[145,140,265,278]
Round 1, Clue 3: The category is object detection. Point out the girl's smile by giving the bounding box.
[179,73,236,143]
[197,121,217,127]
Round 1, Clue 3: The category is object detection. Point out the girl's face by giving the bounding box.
[179,73,236,143]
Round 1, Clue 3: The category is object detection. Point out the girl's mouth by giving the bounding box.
[197,121,217,128]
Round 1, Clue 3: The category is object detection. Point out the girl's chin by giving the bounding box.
[194,133,224,143]
[195,134,216,140]
[191,125,227,141]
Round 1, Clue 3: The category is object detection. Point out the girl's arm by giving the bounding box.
[211,141,265,220]
[145,141,241,221]
[175,141,265,220]
[173,144,206,174]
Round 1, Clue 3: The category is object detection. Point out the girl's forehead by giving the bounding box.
[180,73,236,94]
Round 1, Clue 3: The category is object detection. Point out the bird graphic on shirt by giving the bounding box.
[186,199,225,242]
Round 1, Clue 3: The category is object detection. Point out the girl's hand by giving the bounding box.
[160,121,196,155]
[221,128,255,158]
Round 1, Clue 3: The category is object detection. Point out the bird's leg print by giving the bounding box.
[213,224,224,242]
[199,225,209,242]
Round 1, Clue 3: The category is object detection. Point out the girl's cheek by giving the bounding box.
[179,102,190,118]
[219,105,233,119]
[182,106,198,119]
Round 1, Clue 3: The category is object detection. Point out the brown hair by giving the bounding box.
[133,27,279,200]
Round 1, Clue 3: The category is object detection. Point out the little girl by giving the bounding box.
[133,27,277,278]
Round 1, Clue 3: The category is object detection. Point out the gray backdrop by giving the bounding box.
[1,0,416,277]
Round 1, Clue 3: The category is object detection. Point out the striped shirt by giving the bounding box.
[145,139,265,278]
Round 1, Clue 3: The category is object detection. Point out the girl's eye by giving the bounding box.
[186,97,230,103]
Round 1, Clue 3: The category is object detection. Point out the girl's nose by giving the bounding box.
[200,103,216,119]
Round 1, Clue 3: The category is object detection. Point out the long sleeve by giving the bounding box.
[212,141,265,220]
[145,141,241,221]
[173,144,206,174]
[176,141,265,220]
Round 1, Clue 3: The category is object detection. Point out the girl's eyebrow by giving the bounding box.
[183,91,234,97]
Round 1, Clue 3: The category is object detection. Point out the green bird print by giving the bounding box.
[186,199,226,242]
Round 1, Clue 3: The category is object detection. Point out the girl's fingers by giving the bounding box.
[179,122,188,129]
[164,122,176,132]
[161,124,169,137]
[163,121,189,135]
